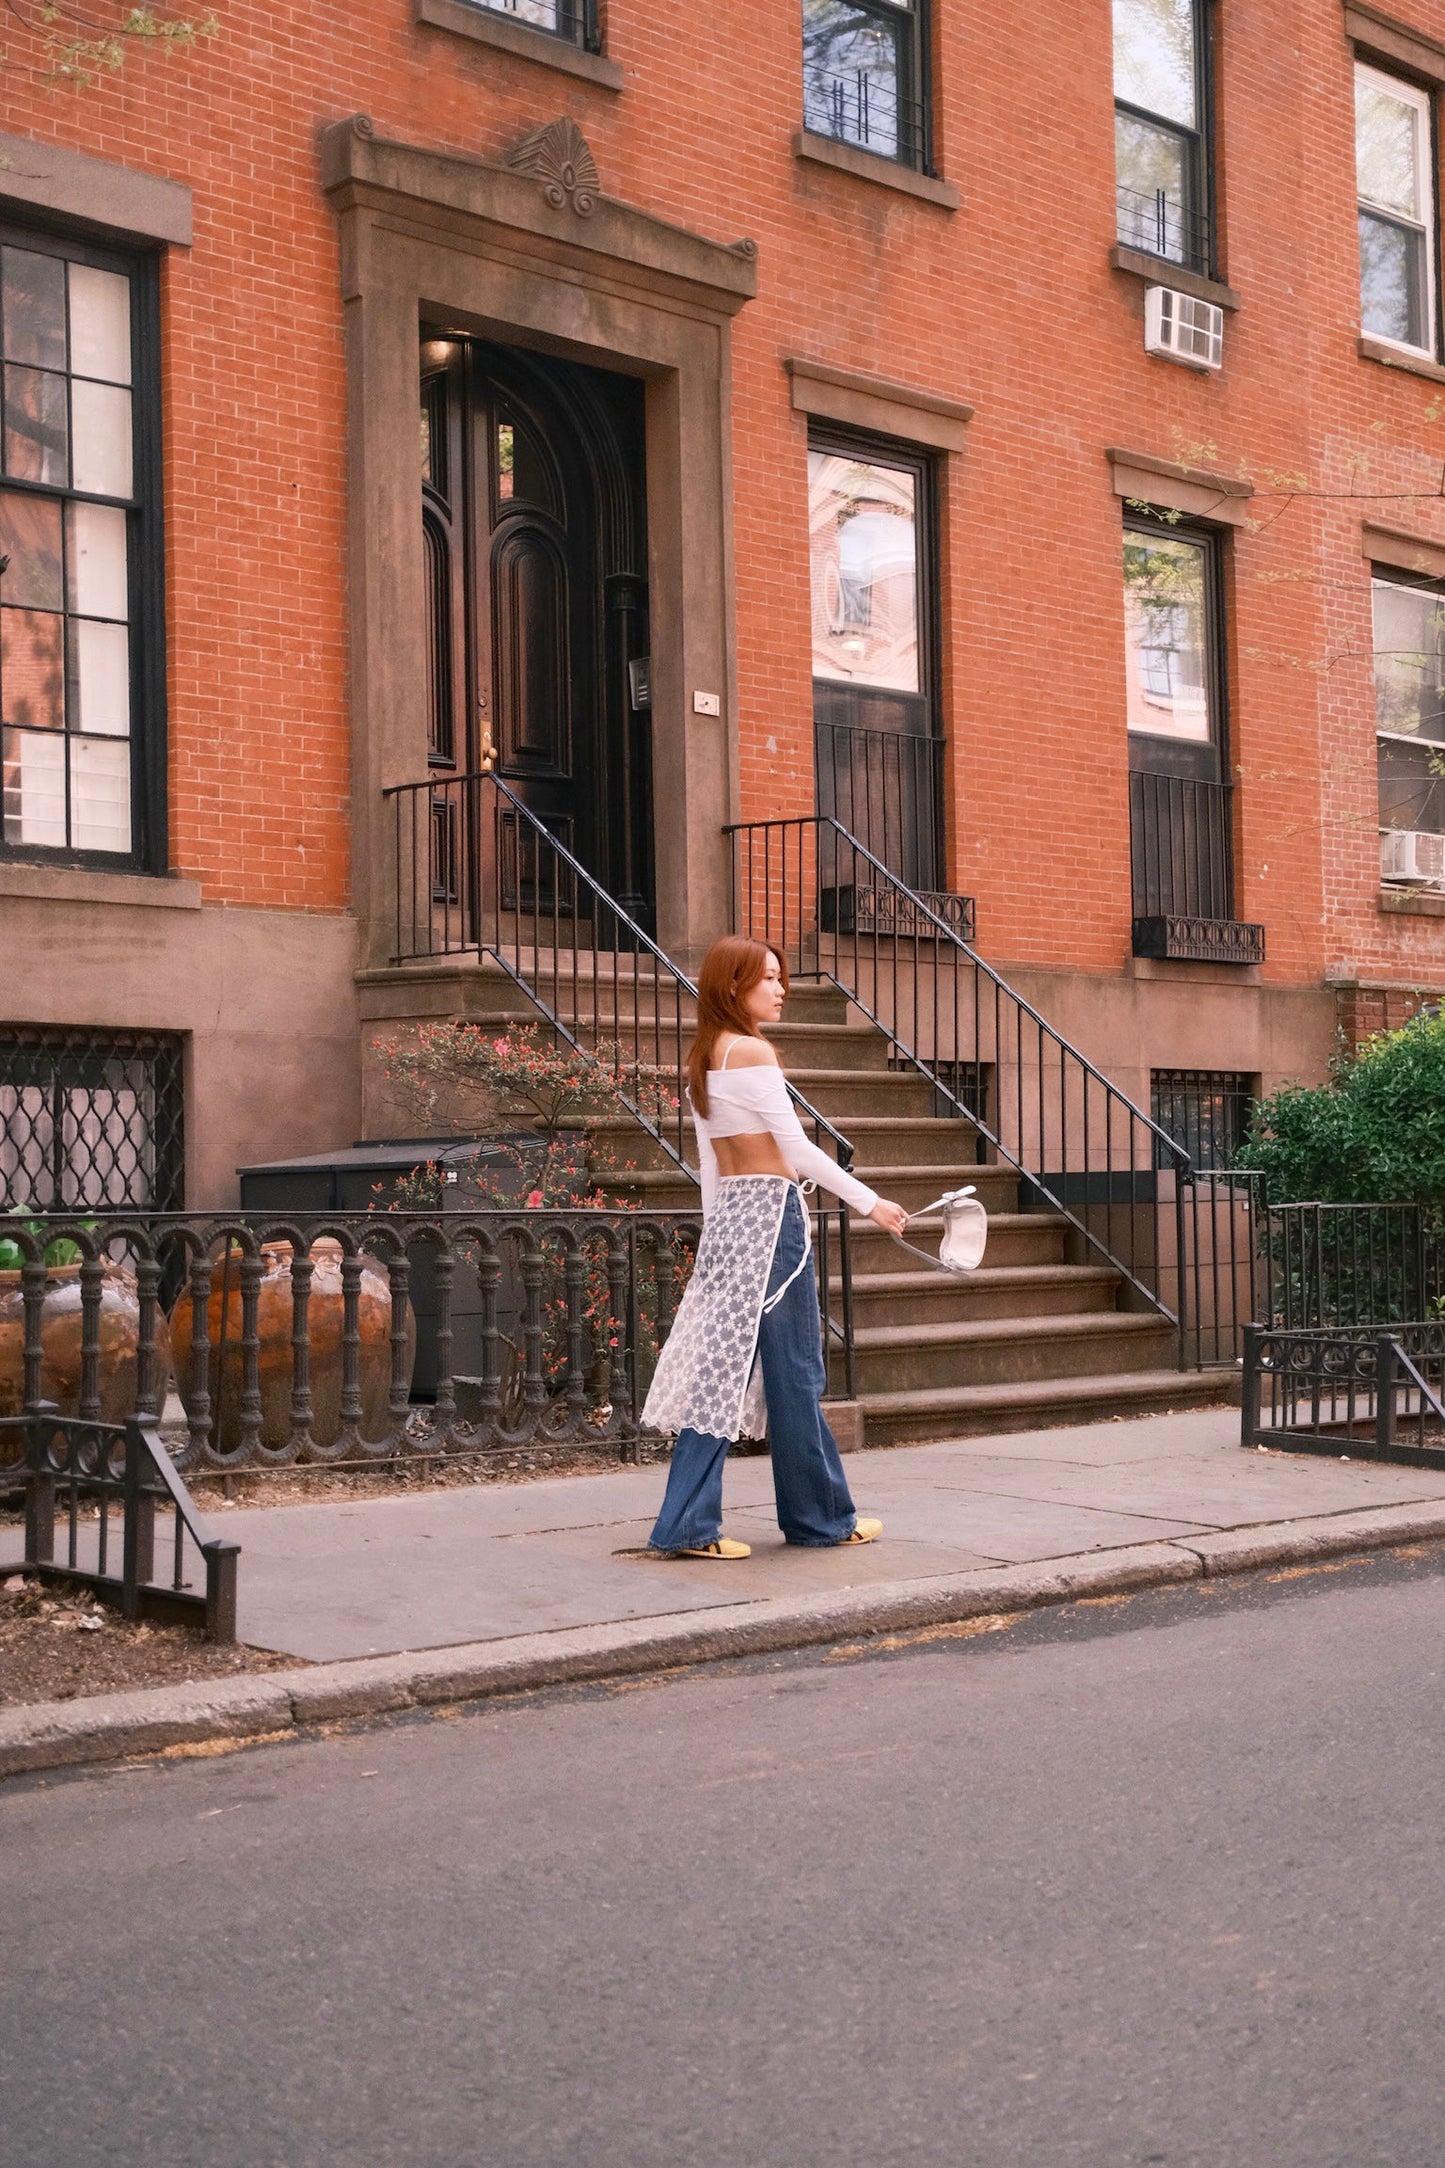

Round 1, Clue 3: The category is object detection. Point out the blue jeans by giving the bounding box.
[649,1186,857,1550]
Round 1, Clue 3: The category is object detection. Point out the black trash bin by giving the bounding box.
[236,1135,544,1399]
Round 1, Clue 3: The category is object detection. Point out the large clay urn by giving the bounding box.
[170,1238,415,1459]
[0,1261,171,1423]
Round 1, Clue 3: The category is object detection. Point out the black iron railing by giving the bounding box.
[815,720,943,895]
[728,813,1258,1368]
[1258,1201,1445,1332]
[0,1411,239,1639]
[803,67,927,168]
[0,1206,856,1473]
[1243,1322,1445,1469]
[384,768,858,1376]
[1130,771,1234,920]
[471,0,597,49]
[1115,183,1213,275]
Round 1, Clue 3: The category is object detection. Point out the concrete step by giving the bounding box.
[856,1364,1240,1446]
[757,1068,940,1117]
[839,1118,986,1171]
[845,1212,1070,1270]
[849,1309,1177,1394]
[838,1263,1121,1326]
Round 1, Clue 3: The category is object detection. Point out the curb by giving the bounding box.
[6,1500,1445,1780]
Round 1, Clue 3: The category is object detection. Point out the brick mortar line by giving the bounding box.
[5,1501,1445,1780]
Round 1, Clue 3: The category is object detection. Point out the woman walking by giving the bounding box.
[644,936,909,1558]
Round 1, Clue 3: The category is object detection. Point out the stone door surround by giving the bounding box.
[321,114,757,971]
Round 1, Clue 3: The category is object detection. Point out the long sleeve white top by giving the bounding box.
[690,1065,880,1219]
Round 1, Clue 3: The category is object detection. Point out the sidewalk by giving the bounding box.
[9,1403,1445,1779]
[221,1403,1445,1662]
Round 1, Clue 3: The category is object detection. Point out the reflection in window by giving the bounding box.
[1357,64,1436,354]
[1123,532,1211,741]
[1374,574,1445,840]
[1113,0,1209,271]
[802,0,925,170]
[0,241,138,859]
[467,0,592,47]
[809,452,918,691]
[494,411,553,512]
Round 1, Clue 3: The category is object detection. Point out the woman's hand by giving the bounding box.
[867,1198,910,1238]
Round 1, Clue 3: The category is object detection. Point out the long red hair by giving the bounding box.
[685,936,788,1117]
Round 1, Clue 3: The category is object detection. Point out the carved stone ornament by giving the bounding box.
[505,117,599,217]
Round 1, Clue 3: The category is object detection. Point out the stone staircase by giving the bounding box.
[359,960,1238,1447]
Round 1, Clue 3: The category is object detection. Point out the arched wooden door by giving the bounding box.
[420,335,653,934]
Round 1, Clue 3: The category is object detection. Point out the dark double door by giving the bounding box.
[421,337,653,930]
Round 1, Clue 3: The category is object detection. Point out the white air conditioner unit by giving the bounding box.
[1144,285,1224,371]
[1381,828,1445,886]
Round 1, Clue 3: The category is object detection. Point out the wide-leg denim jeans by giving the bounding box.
[648,1185,857,1551]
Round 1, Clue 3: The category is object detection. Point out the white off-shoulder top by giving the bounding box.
[690,1043,880,1219]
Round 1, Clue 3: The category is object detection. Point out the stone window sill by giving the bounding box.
[1379,885,1445,919]
[0,862,202,909]
[792,131,959,210]
[413,0,623,88]
[1359,335,1445,385]
[1109,244,1240,312]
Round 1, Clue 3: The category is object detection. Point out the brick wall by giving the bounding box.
[2,0,1443,1003]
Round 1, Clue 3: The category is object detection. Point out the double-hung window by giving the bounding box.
[0,227,161,869]
[802,0,928,172]
[1373,571,1445,868]
[1113,0,1212,275]
[1356,63,1438,357]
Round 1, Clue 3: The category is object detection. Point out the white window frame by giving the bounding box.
[1356,60,1439,360]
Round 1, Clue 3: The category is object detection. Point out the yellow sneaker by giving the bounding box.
[676,1537,752,1560]
[840,1517,883,1545]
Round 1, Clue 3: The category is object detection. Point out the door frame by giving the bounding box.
[323,114,756,972]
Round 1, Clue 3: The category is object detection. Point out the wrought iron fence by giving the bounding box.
[0,1204,856,1473]
[727,812,1257,1368]
[1243,1322,1445,1470]
[384,767,860,1376]
[0,1025,184,1211]
[1115,182,1213,274]
[1257,1201,1445,1332]
[815,720,944,895]
[1130,771,1235,923]
[0,1411,239,1639]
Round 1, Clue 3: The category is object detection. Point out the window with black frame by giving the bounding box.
[0,1025,184,1210]
[1151,1069,1255,1171]
[463,0,596,47]
[802,0,928,172]
[0,228,162,870]
[809,428,942,897]
[1113,0,1212,275]
[1124,515,1237,933]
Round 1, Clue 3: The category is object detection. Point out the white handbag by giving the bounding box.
[891,1184,988,1274]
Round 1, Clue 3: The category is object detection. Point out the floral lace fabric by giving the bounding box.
[641,1175,792,1443]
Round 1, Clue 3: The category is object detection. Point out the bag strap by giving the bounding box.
[887,1185,981,1274]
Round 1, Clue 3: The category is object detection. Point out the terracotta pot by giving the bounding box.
[0,1261,172,1424]
[169,1237,415,1458]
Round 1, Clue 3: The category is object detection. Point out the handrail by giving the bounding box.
[727,812,1233,1368]
[383,769,858,1389]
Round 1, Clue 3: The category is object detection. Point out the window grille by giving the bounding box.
[0,1025,184,1211]
[1150,1068,1254,1172]
[803,0,928,171]
[467,0,596,48]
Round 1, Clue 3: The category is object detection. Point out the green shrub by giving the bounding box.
[1239,1010,1445,1205]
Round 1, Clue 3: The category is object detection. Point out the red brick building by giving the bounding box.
[2,0,1444,1205]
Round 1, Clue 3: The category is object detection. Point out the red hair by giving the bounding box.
[685,937,788,1117]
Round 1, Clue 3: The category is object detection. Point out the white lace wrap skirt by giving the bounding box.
[641,1174,812,1444]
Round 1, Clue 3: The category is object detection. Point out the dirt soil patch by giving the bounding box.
[180,1440,670,1513]
[0,1574,298,1712]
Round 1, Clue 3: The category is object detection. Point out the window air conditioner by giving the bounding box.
[1381,828,1445,886]
[1144,285,1224,371]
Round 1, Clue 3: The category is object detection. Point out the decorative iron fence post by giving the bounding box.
[1375,1333,1396,1461]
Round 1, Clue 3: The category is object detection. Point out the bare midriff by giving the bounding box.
[712,1132,794,1181]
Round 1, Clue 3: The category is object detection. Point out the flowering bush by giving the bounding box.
[371,1020,688,1420]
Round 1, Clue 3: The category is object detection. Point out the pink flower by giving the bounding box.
[526,1189,544,1208]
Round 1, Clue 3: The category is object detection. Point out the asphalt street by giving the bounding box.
[5,1548,1445,2168]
